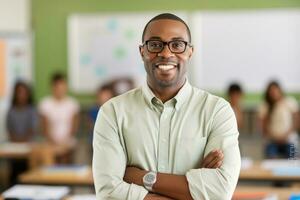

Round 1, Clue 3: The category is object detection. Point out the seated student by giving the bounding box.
[227,83,244,131]
[6,81,38,142]
[6,80,38,185]
[110,77,135,96]
[258,80,299,159]
[38,73,80,163]
[87,84,114,144]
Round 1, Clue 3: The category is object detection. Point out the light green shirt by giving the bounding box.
[93,81,241,200]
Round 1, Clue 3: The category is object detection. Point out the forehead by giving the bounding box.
[144,19,189,41]
[53,80,66,86]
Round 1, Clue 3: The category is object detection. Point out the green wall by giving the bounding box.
[32,0,300,105]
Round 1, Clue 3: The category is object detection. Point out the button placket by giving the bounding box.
[157,106,173,172]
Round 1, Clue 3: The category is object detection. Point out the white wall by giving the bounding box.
[0,0,30,33]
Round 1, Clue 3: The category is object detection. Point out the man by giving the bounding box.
[93,13,241,200]
[39,73,80,163]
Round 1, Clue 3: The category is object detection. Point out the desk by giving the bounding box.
[239,161,300,182]
[18,167,93,186]
[0,142,32,159]
[234,185,300,199]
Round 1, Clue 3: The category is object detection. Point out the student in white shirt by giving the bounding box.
[39,73,80,163]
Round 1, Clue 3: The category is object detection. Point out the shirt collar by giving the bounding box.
[173,79,192,110]
[142,79,192,111]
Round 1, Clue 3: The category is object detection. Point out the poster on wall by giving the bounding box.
[0,34,33,99]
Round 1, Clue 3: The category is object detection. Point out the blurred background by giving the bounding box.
[0,0,300,199]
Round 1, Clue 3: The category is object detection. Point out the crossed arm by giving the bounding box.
[124,150,224,200]
[93,100,241,200]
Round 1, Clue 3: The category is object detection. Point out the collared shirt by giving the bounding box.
[93,81,241,200]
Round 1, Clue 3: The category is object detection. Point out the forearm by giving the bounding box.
[144,193,174,200]
[153,173,193,200]
[124,168,192,200]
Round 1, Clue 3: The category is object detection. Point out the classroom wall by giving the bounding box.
[32,0,300,103]
[0,0,30,33]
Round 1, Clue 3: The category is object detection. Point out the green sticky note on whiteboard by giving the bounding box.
[114,46,126,60]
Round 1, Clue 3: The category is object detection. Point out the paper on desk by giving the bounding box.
[261,159,300,169]
[68,194,96,200]
[272,167,300,176]
[3,184,70,200]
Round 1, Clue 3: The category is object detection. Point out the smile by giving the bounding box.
[155,63,178,72]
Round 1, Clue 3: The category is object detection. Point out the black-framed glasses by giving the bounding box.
[142,40,192,54]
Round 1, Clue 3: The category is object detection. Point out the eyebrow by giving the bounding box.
[147,36,186,41]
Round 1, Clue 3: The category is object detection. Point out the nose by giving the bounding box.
[157,44,174,58]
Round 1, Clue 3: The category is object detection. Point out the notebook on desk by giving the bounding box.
[2,184,70,200]
[261,159,300,176]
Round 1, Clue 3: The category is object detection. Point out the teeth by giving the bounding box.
[157,65,175,70]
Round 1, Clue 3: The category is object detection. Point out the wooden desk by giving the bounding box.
[234,185,300,199]
[239,162,300,182]
[0,142,32,159]
[18,167,94,186]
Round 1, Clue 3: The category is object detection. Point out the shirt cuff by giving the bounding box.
[186,169,209,200]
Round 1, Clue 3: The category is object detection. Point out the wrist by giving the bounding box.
[143,171,157,191]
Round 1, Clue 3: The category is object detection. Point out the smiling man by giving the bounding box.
[93,13,241,200]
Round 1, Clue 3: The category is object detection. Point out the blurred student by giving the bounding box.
[87,84,114,143]
[258,81,299,159]
[227,83,244,130]
[38,73,80,163]
[6,81,38,185]
[6,81,38,142]
[110,77,135,96]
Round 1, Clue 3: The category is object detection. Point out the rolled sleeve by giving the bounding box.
[92,102,148,200]
[186,99,241,200]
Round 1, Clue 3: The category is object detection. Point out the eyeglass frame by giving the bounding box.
[141,39,193,54]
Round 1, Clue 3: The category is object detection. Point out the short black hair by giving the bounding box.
[142,13,192,43]
[11,80,34,107]
[51,72,66,85]
[228,83,243,95]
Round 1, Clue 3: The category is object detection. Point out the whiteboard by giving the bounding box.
[68,12,188,93]
[68,10,300,93]
[191,10,300,92]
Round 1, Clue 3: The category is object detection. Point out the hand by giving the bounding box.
[124,166,146,186]
[201,149,224,168]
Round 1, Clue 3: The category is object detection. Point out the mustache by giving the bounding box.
[155,57,177,63]
[153,57,178,65]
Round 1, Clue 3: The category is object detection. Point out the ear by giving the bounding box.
[139,45,144,58]
[188,46,194,59]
